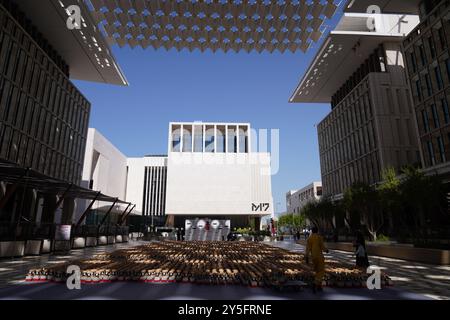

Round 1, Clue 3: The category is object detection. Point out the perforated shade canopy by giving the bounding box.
[86,0,340,53]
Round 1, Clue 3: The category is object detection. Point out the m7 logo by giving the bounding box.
[252,203,270,212]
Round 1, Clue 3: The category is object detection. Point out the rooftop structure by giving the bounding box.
[86,0,339,53]
[289,10,420,103]
[12,0,127,85]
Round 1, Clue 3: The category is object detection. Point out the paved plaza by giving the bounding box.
[0,240,448,300]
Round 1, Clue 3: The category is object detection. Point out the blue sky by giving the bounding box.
[74,7,344,214]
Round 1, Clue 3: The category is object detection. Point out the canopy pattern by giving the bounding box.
[87,0,339,53]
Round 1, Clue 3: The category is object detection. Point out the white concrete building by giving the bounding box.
[77,129,129,223]
[79,122,273,232]
[126,156,168,217]
[165,122,274,229]
[286,182,323,215]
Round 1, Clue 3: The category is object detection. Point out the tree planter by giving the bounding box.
[24,240,42,255]
[0,241,25,258]
[72,237,86,249]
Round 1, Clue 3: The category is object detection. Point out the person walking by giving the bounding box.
[304,226,328,293]
[354,231,370,268]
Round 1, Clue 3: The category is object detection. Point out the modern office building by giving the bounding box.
[0,0,129,256]
[286,182,322,214]
[403,0,450,180]
[165,122,274,230]
[290,2,422,198]
[0,0,127,224]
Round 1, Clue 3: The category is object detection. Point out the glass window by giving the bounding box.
[427,140,435,166]
[435,66,443,90]
[431,103,440,128]
[182,125,192,152]
[227,125,237,153]
[437,136,446,163]
[438,27,447,50]
[216,125,226,153]
[428,36,436,59]
[238,126,248,153]
[171,125,181,152]
[419,44,427,66]
[422,109,430,133]
[442,98,449,124]
[425,73,433,97]
[193,125,203,152]
[205,126,215,152]
[316,186,323,196]
[446,59,450,82]
[416,79,422,101]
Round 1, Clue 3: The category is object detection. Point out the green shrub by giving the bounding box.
[376,234,390,242]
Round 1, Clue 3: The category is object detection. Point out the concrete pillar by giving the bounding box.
[61,197,75,225]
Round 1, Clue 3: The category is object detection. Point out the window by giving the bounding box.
[182,125,192,152]
[193,125,203,152]
[227,125,237,153]
[428,36,436,59]
[422,109,430,133]
[438,27,447,50]
[427,140,435,166]
[205,126,215,152]
[419,44,427,66]
[431,104,440,128]
[437,136,446,163]
[435,66,443,90]
[216,126,226,153]
[442,98,449,124]
[171,125,181,152]
[238,125,248,153]
[446,59,450,82]
[316,186,323,196]
[425,73,433,97]
[410,51,417,73]
[416,79,423,101]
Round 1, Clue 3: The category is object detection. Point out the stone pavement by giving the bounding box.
[0,240,445,300]
[269,241,450,300]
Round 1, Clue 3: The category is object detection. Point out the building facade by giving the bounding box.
[79,123,273,232]
[0,0,127,231]
[0,1,89,185]
[290,7,421,197]
[165,122,274,229]
[126,156,168,227]
[403,0,450,179]
[286,182,322,214]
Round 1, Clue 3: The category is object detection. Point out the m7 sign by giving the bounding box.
[252,203,270,212]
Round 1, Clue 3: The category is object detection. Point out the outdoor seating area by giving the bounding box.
[26,241,393,289]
